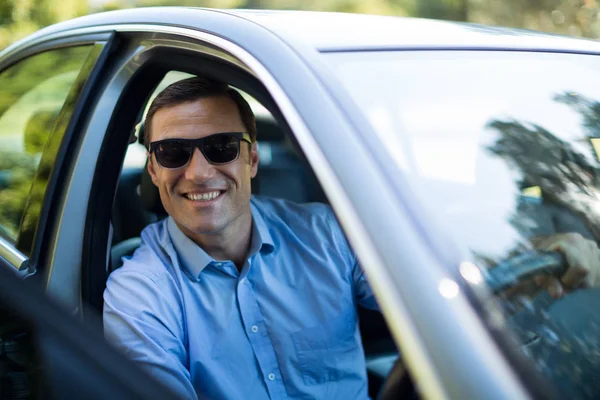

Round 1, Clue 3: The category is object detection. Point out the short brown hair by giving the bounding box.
[143,76,256,146]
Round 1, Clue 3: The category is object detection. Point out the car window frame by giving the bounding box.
[0,33,115,274]
[82,40,287,312]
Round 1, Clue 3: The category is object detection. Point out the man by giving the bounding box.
[104,77,377,400]
[104,76,600,399]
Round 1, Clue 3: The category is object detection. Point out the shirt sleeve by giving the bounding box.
[325,206,380,311]
[103,267,196,400]
[352,261,380,311]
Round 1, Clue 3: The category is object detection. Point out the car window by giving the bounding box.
[0,46,94,246]
[327,50,600,399]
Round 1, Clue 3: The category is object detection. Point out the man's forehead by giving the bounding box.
[152,96,244,139]
[157,95,236,118]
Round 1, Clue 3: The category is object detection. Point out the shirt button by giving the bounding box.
[214,262,222,267]
[268,373,275,381]
[251,325,259,333]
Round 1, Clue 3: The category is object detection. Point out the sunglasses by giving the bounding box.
[148,132,253,169]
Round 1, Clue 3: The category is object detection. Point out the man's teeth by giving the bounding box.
[186,191,221,201]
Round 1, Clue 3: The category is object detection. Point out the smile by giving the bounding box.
[184,191,222,202]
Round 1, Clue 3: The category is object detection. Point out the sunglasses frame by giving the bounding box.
[148,132,253,169]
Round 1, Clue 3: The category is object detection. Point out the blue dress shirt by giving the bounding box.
[103,196,378,399]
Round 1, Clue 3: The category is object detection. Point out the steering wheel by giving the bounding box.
[485,250,566,294]
[486,250,600,399]
[379,251,600,399]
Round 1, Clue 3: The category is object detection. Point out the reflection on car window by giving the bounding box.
[328,51,600,399]
[0,46,93,245]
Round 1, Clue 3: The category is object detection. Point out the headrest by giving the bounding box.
[136,121,166,215]
[255,117,281,142]
[140,160,167,216]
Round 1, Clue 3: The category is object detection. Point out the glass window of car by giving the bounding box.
[327,50,600,399]
[0,46,94,246]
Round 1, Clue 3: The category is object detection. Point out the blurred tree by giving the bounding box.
[100,0,407,17]
[486,109,600,240]
[0,0,88,50]
[93,0,600,38]
[0,46,92,242]
[554,91,600,138]
[469,0,600,38]
[409,0,468,21]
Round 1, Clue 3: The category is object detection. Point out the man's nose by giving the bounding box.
[184,147,217,182]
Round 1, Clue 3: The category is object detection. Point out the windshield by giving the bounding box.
[326,50,600,398]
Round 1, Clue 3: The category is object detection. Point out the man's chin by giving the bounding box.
[181,219,226,236]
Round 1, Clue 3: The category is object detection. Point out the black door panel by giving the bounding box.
[0,261,181,400]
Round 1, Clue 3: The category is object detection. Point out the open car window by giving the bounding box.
[110,70,399,399]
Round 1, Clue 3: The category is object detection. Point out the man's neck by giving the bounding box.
[183,211,253,271]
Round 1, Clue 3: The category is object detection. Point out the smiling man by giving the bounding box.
[103,77,379,400]
[145,90,257,268]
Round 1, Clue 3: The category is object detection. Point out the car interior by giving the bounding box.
[99,69,403,398]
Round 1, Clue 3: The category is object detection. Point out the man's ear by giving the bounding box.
[250,142,259,179]
[146,153,160,187]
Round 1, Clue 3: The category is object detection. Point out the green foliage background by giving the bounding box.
[1,0,600,51]
[0,46,91,242]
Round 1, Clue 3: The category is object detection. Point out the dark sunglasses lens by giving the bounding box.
[202,134,240,164]
[155,142,192,168]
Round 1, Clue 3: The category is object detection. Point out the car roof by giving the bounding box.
[6,7,600,54]
[229,9,600,52]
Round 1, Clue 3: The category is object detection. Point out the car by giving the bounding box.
[2,6,600,399]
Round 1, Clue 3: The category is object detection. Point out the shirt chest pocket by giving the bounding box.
[291,310,359,386]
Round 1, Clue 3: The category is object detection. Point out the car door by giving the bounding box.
[0,258,180,399]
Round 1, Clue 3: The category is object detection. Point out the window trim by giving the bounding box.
[0,235,29,271]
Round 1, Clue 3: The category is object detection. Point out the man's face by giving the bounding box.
[147,95,258,238]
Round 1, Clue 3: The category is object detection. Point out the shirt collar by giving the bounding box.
[249,200,275,256]
[166,203,275,279]
[167,217,212,279]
